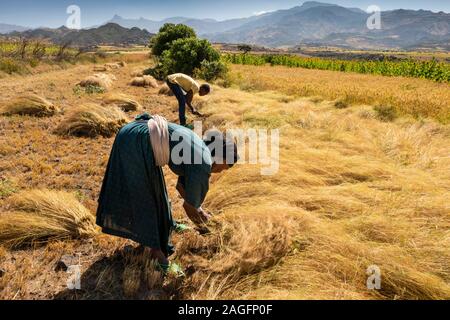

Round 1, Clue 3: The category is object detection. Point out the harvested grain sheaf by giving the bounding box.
[0,94,59,117]
[103,93,143,112]
[105,63,121,70]
[55,103,128,137]
[93,66,108,72]
[78,73,115,90]
[131,69,144,77]
[130,75,159,88]
[0,189,98,248]
[158,84,174,96]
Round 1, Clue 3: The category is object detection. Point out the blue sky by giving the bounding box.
[0,0,449,28]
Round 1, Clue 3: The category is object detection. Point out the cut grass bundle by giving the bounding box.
[102,93,143,112]
[105,63,121,70]
[93,66,108,72]
[0,94,59,117]
[131,69,144,77]
[158,84,174,96]
[55,103,128,137]
[0,189,98,248]
[130,75,159,88]
[78,73,115,90]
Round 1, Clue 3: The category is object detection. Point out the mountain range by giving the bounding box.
[5,23,153,47]
[1,1,449,50]
[0,23,29,34]
[108,1,450,49]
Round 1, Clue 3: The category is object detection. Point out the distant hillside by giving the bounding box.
[303,8,450,49]
[2,1,448,49]
[0,23,28,34]
[105,1,449,50]
[206,2,450,49]
[6,23,153,47]
[108,14,260,35]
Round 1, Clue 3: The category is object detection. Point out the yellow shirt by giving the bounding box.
[167,73,200,94]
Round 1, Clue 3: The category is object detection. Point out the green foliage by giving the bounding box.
[73,84,106,96]
[238,44,252,54]
[0,40,83,75]
[374,105,398,122]
[28,58,40,68]
[334,99,350,109]
[0,179,17,199]
[150,23,196,57]
[194,59,229,81]
[224,53,450,82]
[152,37,222,80]
[0,58,22,74]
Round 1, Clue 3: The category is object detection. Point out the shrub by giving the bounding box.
[0,57,22,74]
[238,44,252,54]
[334,98,350,109]
[194,59,229,81]
[150,23,196,57]
[374,105,398,122]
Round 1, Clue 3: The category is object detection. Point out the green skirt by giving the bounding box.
[96,117,174,256]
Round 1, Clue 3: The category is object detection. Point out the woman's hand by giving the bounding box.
[198,207,212,223]
[183,201,210,227]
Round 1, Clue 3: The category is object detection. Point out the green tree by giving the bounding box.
[152,37,224,80]
[150,23,196,56]
[238,44,252,54]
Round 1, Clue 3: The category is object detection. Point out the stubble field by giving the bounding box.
[0,53,449,300]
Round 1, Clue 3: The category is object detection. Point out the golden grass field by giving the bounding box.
[0,52,449,300]
[229,64,450,123]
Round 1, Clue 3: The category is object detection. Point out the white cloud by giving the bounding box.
[253,11,270,16]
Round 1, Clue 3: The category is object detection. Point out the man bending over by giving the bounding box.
[166,73,211,126]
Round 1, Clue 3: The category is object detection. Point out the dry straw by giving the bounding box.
[130,75,159,88]
[170,87,450,300]
[102,93,143,112]
[158,84,174,96]
[131,69,144,77]
[55,103,128,137]
[78,73,116,90]
[0,189,98,248]
[0,94,60,117]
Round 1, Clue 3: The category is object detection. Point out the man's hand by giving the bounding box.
[188,104,203,117]
[192,108,204,117]
[186,91,204,117]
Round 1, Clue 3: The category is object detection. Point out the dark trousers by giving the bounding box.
[166,81,187,125]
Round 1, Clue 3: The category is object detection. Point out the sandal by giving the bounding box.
[174,222,193,233]
[159,262,185,278]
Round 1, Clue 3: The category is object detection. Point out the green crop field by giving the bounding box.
[224,53,450,82]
